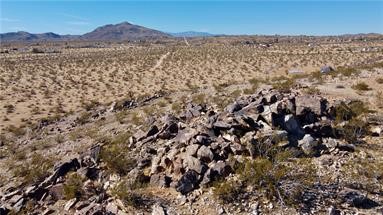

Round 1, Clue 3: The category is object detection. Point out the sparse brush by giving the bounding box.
[352,82,371,91]
[63,172,84,200]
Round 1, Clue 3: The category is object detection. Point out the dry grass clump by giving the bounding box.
[13,153,54,183]
[351,82,371,91]
[376,78,383,84]
[99,132,136,175]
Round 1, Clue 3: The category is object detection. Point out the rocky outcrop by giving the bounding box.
[1,88,379,214]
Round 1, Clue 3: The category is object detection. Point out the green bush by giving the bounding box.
[212,180,241,203]
[13,153,53,183]
[63,173,84,200]
[100,134,135,175]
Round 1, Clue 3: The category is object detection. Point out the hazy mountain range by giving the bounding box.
[0,22,217,42]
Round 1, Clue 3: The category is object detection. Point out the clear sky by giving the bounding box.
[0,1,382,35]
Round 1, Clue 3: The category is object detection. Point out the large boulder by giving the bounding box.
[176,170,199,195]
[298,134,319,156]
[196,145,214,163]
[183,155,207,174]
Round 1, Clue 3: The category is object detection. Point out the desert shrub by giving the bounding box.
[13,153,54,183]
[336,67,359,77]
[115,110,129,124]
[76,112,92,125]
[341,157,383,193]
[334,100,369,122]
[352,82,371,91]
[63,173,84,200]
[111,180,144,207]
[31,48,44,53]
[82,100,100,111]
[340,118,370,143]
[4,104,15,113]
[100,133,135,175]
[171,102,182,113]
[212,180,241,203]
[376,78,383,84]
[304,86,320,95]
[308,71,323,83]
[192,93,206,104]
[237,157,289,200]
[6,125,26,136]
[272,78,295,93]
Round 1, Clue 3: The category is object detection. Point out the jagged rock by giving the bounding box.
[225,101,242,113]
[230,142,247,155]
[176,170,199,195]
[298,134,319,155]
[196,145,214,163]
[337,143,355,152]
[339,189,379,209]
[296,95,328,116]
[185,144,200,156]
[174,128,197,144]
[147,125,159,137]
[183,155,206,174]
[201,160,231,186]
[284,114,304,136]
[150,173,171,188]
[158,120,179,139]
[322,138,338,149]
[49,184,64,200]
[213,121,231,130]
[0,207,10,215]
[42,158,81,186]
[64,198,77,211]
[151,203,166,215]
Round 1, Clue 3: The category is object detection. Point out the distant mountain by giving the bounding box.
[81,22,170,40]
[0,31,77,42]
[0,22,170,42]
[170,31,216,37]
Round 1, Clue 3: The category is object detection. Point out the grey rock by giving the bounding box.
[322,138,338,149]
[296,95,328,117]
[197,145,214,163]
[183,155,206,174]
[339,189,379,209]
[225,101,242,113]
[174,128,197,144]
[176,170,199,195]
[150,173,171,188]
[284,114,304,136]
[151,203,166,215]
[185,144,200,157]
[298,134,319,155]
[64,198,77,211]
[213,121,231,130]
[146,125,159,137]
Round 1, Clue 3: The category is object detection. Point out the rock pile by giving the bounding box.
[1,88,380,214]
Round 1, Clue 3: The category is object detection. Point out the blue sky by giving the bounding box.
[0,1,382,35]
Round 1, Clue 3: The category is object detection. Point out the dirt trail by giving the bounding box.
[151,52,170,71]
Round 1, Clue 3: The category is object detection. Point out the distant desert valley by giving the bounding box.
[0,22,383,214]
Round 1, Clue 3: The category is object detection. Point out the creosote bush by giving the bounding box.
[63,172,84,200]
[100,132,136,175]
[212,180,241,203]
[111,179,146,208]
[352,82,371,91]
[13,153,54,184]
